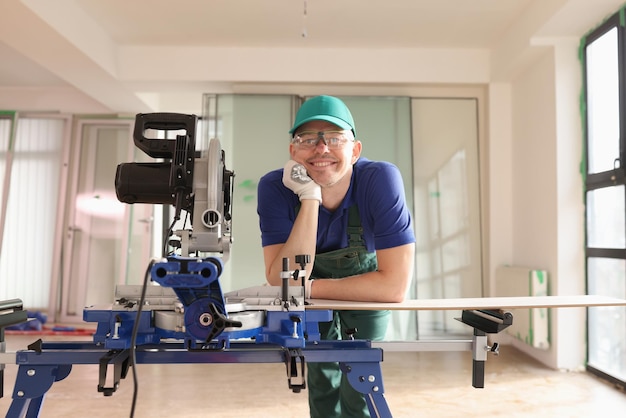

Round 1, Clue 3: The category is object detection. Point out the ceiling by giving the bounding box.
[0,0,622,114]
[72,0,533,49]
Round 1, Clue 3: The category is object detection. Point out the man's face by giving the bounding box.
[290,120,361,188]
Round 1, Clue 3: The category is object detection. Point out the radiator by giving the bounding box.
[495,266,550,349]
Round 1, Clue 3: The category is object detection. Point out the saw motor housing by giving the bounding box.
[114,112,233,258]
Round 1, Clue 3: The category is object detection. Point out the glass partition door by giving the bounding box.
[202,94,482,341]
[412,98,482,337]
[58,119,153,322]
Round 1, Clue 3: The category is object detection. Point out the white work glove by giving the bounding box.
[282,160,322,202]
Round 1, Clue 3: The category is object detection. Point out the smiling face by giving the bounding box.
[290,120,362,189]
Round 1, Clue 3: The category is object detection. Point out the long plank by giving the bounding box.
[306,295,626,311]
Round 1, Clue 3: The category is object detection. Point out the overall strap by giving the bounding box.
[347,205,365,248]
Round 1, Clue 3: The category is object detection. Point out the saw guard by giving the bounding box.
[176,138,233,259]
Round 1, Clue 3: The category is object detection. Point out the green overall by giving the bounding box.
[307,205,390,418]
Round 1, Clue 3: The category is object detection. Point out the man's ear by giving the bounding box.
[352,140,362,163]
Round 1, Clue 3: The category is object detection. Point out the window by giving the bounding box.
[0,113,69,309]
[583,10,626,388]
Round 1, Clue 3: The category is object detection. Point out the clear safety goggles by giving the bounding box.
[291,130,354,149]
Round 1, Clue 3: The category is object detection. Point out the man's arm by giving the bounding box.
[263,199,319,286]
[262,161,322,285]
[306,243,415,303]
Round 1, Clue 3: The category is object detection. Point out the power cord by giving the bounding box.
[129,215,179,417]
[128,259,153,418]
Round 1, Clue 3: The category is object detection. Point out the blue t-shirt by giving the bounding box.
[257,158,415,254]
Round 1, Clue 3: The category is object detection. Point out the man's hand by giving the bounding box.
[282,160,322,202]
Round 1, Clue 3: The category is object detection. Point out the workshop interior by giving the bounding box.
[1,1,626,417]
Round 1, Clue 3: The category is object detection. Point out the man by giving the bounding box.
[257,95,415,417]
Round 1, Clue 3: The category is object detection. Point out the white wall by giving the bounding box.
[0,86,111,114]
[497,38,586,370]
[486,83,514,296]
[512,53,558,274]
[508,51,561,367]
[552,38,587,369]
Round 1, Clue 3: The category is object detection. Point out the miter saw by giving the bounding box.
[88,112,331,351]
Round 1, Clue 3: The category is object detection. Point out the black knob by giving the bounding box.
[295,254,311,269]
[345,328,358,340]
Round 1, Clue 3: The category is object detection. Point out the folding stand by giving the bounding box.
[3,308,514,418]
[5,339,391,418]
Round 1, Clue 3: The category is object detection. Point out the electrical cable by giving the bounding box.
[129,210,181,417]
[128,259,154,418]
[162,207,190,257]
[162,219,176,257]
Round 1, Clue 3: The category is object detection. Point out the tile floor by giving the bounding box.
[1,334,625,418]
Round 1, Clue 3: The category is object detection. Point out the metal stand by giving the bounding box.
[0,299,27,400]
[459,309,512,388]
[5,339,391,418]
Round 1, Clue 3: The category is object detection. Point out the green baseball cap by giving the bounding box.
[290,95,356,136]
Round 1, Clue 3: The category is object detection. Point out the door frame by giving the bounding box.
[54,118,134,323]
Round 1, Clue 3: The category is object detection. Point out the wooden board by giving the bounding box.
[306,295,626,311]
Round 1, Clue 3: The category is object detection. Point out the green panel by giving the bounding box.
[211,94,297,292]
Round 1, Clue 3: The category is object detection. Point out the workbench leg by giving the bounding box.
[340,362,392,418]
[472,330,487,388]
[6,364,72,418]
